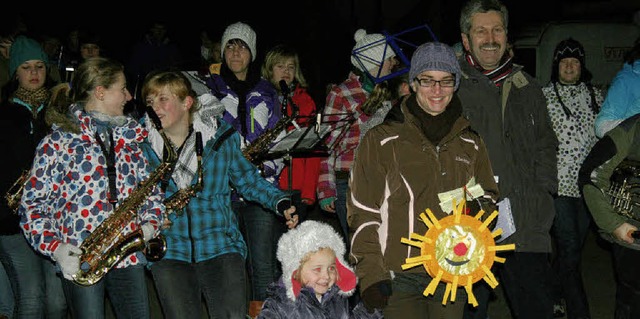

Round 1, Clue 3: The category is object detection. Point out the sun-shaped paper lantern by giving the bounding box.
[400,200,515,306]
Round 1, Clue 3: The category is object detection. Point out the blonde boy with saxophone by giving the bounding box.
[140,70,297,319]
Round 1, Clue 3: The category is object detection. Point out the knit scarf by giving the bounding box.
[360,73,375,94]
[465,51,513,86]
[13,86,50,118]
[406,94,462,145]
[220,62,261,137]
[89,111,129,150]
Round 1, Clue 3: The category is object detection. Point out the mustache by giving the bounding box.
[480,43,501,50]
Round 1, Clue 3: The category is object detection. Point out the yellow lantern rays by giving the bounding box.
[401,200,515,306]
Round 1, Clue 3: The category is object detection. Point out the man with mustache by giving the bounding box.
[456,1,559,318]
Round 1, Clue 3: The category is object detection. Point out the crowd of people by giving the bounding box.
[1,0,640,318]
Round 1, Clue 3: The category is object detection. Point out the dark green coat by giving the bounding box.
[457,61,559,253]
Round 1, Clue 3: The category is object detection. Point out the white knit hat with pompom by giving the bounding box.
[350,29,396,73]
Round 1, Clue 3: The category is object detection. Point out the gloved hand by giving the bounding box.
[319,197,336,212]
[141,223,155,242]
[466,198,498,229]
[361,280,393,313]
[52,243,82,280]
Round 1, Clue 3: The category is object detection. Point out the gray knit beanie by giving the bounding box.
[409,42,461,90]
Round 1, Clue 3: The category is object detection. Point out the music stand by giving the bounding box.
[263,113,353,218]
[267,123,331,159]
[258,121,329,219]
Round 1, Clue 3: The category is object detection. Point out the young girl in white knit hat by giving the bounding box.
[257,220,382,318]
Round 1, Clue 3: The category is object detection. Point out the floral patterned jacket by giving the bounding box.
[20,106,163,268]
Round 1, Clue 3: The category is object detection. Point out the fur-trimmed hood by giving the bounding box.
[45,101,81,134]
[277,220,357,301]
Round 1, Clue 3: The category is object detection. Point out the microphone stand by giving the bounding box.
[279,80,297,216]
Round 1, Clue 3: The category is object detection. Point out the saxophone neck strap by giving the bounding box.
[161,127,195,192]
[212,125,236,152]
[95,130,118,207]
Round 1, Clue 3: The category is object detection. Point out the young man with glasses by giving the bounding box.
[348,42,499,319]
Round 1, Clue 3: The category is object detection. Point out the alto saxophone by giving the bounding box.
[243,115,295,164]
[145,132,205,262]
[243,82,298,164]
[73,110,177,286]
[5,169,30,213]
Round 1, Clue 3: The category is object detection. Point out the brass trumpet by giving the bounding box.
[606,159,640,222]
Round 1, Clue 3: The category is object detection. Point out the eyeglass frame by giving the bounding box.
[413,77,456,88]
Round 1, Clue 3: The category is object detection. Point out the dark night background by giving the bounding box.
[14,0,640,104]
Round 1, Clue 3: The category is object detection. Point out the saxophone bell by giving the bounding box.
[75,227,149,286]
[145,235,167,262]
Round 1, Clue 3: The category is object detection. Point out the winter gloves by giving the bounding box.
[52,242,82,280]
[361,279,393,313]
[141,223,155,242]
[51,223,155,282]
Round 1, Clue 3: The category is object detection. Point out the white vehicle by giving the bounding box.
[512,20,640,90]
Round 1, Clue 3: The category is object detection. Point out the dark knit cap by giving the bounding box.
[553,38,585,64]
[9,35,48,76]
[551,38,592,82]
[409,42,461,90]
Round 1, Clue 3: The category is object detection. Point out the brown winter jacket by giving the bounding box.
[348,95,499,292]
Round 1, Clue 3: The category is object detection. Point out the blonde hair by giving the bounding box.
[141,71,200,115]
[261,44,308,92]
[47,57,125,130]
[50,57,124,109]
[360,81,392,115]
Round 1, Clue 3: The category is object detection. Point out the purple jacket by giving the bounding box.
[205,74,283,181]
[258,279,383,319]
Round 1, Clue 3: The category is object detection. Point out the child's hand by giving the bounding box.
[284,206,299,229]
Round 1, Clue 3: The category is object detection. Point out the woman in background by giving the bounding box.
[262,44,321,220]
[0,35,67,319]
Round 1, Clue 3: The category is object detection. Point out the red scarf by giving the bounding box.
[465,51,513,87]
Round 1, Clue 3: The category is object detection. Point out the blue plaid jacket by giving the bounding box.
[141,119,288,263]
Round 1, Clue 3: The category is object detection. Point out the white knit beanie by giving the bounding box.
[277,220,357,301]
[220,22,257,61]
[351,29,397,73]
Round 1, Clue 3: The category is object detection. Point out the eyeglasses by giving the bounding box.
[414,77,455,88]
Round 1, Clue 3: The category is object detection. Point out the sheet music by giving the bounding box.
[269,124,332,154]
[494,198,516,243]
